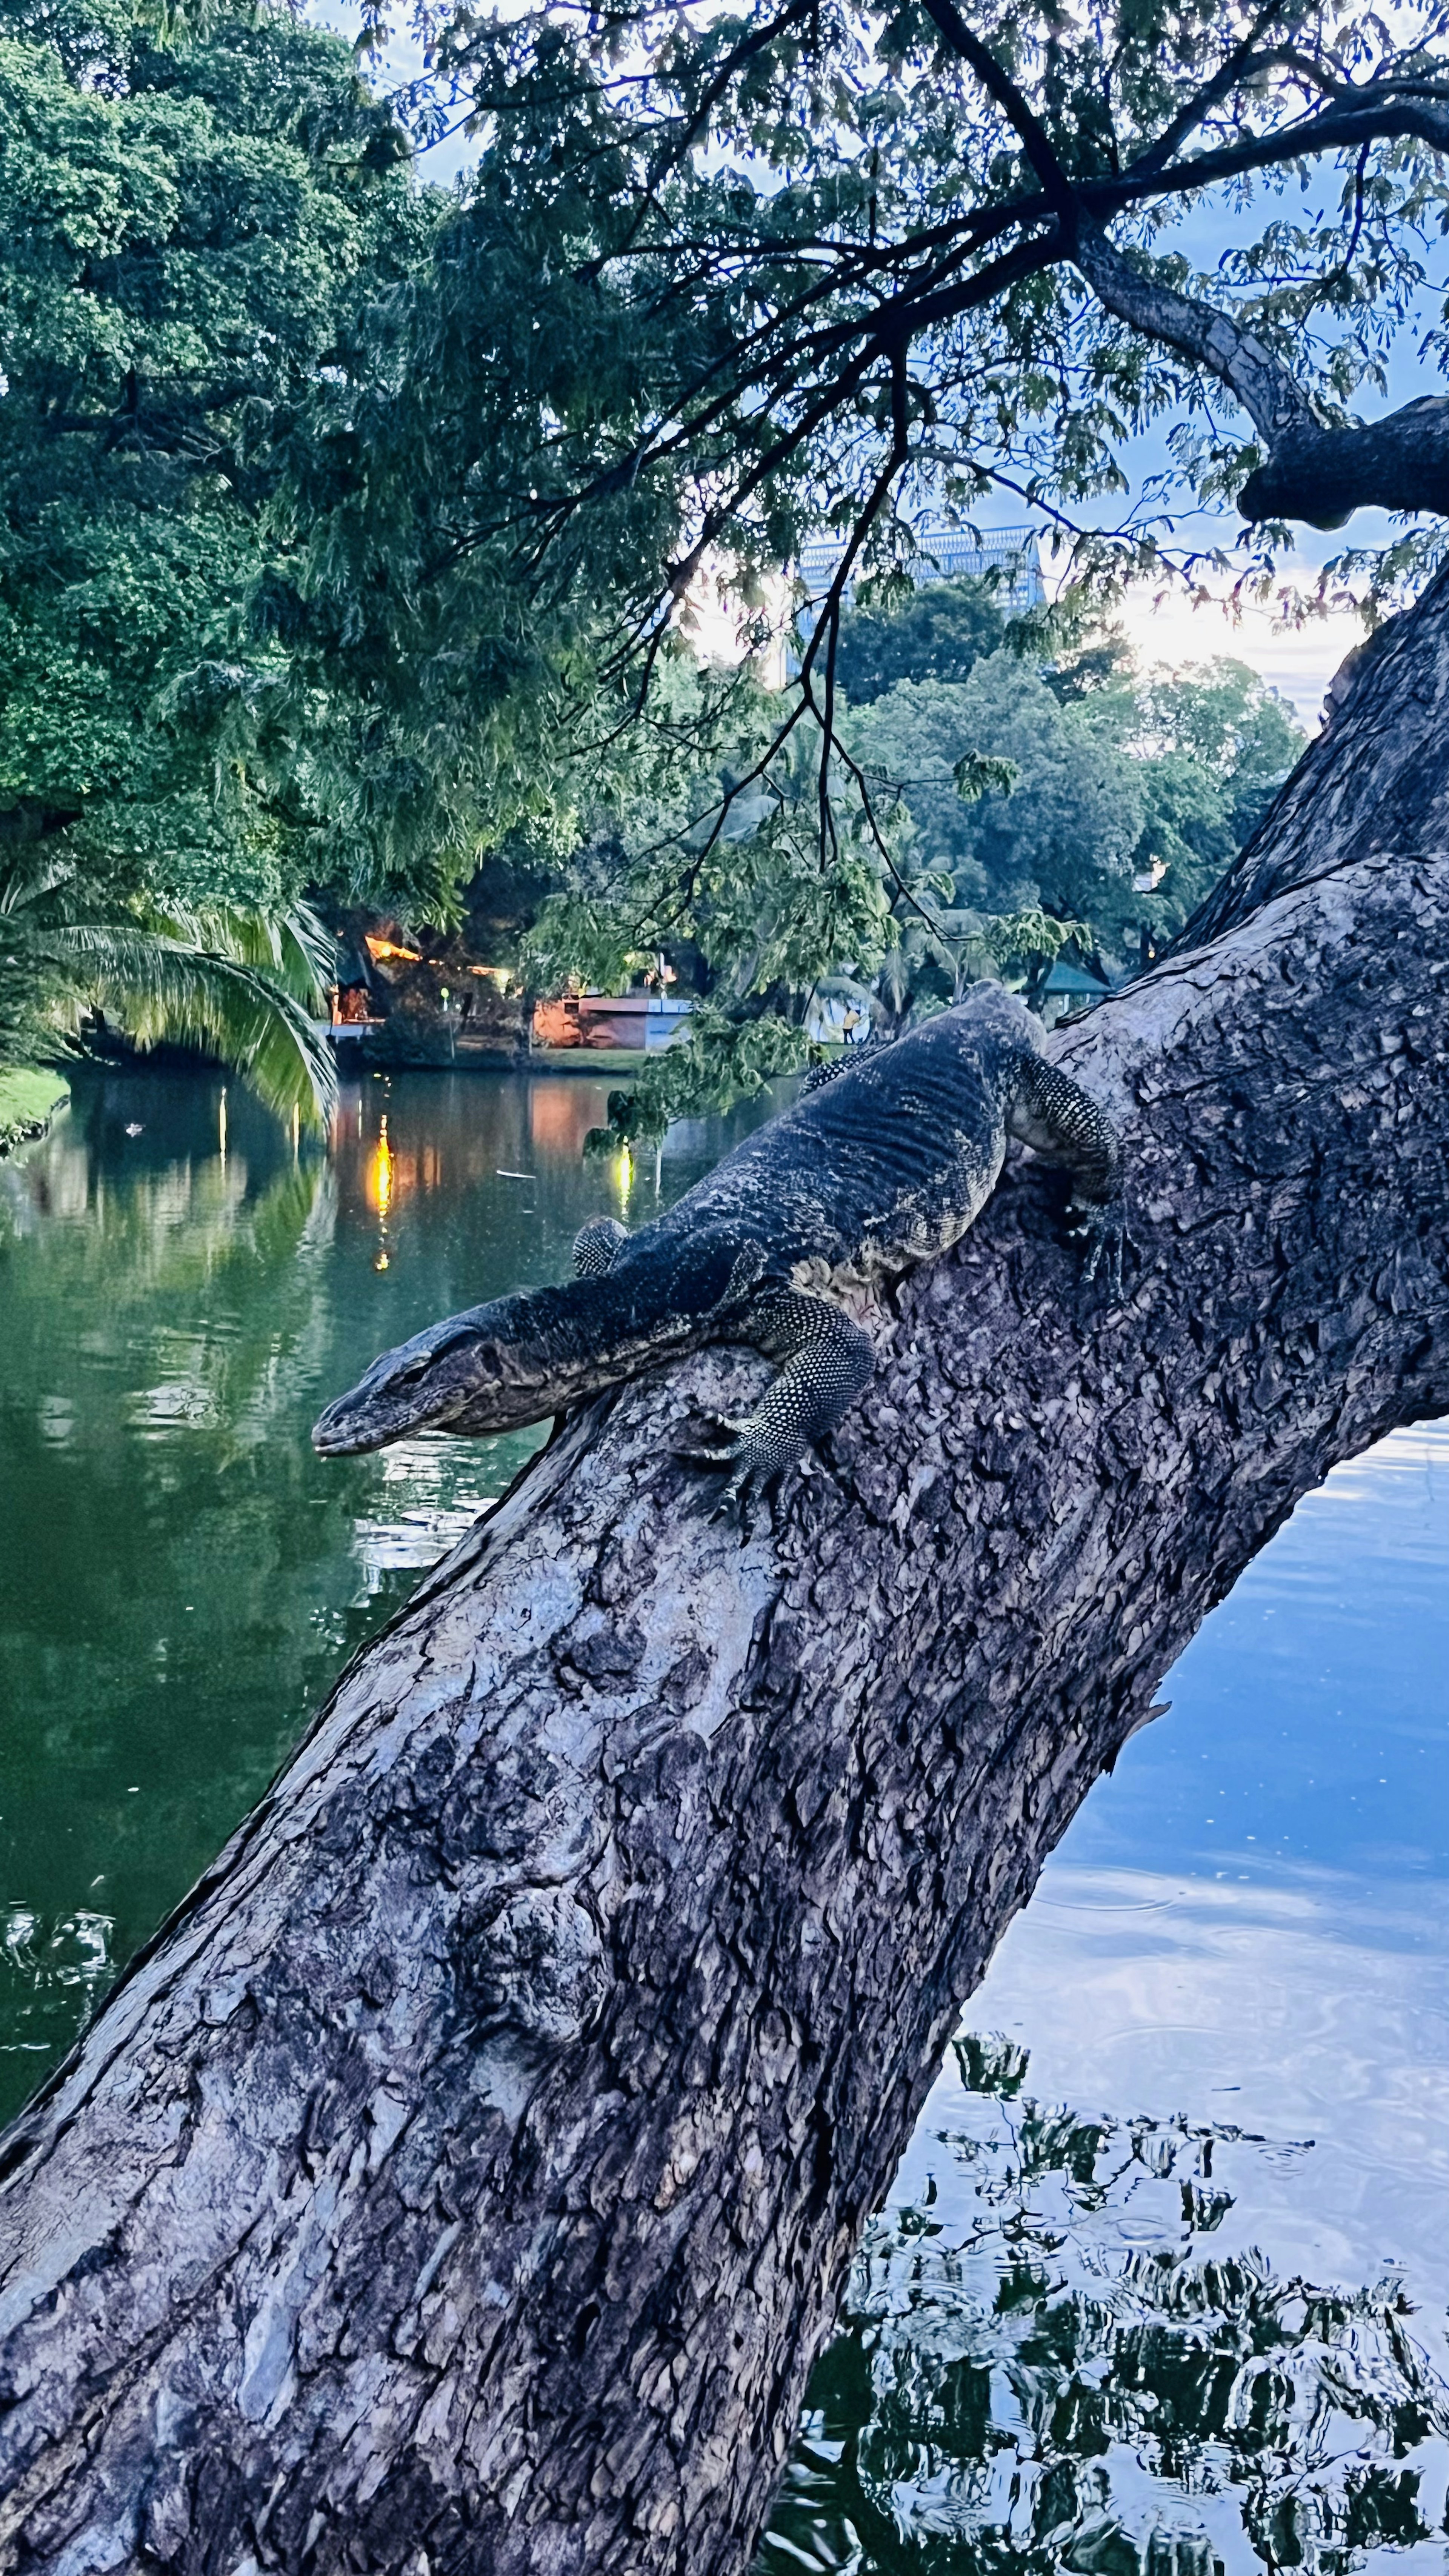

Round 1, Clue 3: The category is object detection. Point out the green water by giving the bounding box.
[0,1063,770,2099]
[760,1446,1449,2573]
[2,1064,1447,2576]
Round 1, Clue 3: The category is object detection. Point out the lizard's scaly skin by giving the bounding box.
[311,984,1124,1508]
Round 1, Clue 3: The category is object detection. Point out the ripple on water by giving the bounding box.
[349,1428,546,1579]
[762,2008,1449,2576]
[0,1904,116,2062]
[761,1425,1449,2576]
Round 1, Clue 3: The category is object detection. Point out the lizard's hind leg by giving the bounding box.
[687,1289,873,1521]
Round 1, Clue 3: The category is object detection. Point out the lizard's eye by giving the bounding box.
[387,1324,483,1392]
[389,1350,440,1390]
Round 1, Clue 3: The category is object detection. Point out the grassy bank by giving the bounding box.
[0,1066,70,1156]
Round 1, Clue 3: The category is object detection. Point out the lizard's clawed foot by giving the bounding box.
[677,1414,791,1536]
[1066,1197,1129,1298]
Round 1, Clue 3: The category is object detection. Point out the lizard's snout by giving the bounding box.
[312,1414,368,1458]
[311,1380,412,1457]
[311,1316,495,1456]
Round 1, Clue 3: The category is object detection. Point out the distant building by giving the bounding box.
[531,992,692,1053]
[796,524,1046,616]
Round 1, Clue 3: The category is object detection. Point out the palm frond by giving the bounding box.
[144,900,336,1007]
[0,851,75,918]
[31,924,337,1127]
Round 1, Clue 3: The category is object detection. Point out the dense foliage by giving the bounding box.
[832,578,1006,704]
[9,0,1440,1119]
[505,628,1299,1138]
[340,0,1449,698]
[0,0,427,1109]
[268,0,1441,1111]
[847,644,1302,950]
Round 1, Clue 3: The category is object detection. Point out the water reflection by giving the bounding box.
[2,1905,114,2048]
[760,1428,1449,2576]
[763,2036,1449,2576]
[368,1113,395,1267]
[0,1064,775,2113]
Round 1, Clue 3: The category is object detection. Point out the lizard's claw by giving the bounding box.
[1066,1197,1128,1298]
[676,1415,784,1537]
[675,1412,751,1467]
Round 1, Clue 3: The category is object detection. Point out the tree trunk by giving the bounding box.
[5,578,1449,2576]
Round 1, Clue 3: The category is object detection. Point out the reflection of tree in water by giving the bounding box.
[760,2037,1449,2576]
[0,1121,354,2113]
[0,1103,336,1441]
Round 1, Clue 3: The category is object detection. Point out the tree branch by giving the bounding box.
[1235,394,1449,524]
[1072,189,1449,526]
[1071,215,1316,450]
[1177,553,1449,941]
[1124,8,1288,180]
[914,0,1077,221]
[588,0,820,269]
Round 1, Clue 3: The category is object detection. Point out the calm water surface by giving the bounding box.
[2,1066,1446,2576]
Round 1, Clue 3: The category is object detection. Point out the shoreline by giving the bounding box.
[0,1067,71,1159]
[328,1042,664,1077]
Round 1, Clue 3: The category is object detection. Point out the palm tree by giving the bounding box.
[0,850,337,1127]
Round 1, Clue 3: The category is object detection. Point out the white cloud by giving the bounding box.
[1113,566,1366,732]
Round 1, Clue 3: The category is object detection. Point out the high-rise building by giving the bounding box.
[795,523,1046,614]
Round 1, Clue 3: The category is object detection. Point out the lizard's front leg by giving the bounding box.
[686,1289,874,1520]
[1007,1052,1128,1293]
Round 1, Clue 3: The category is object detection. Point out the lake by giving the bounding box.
[2,1066,1446,2576]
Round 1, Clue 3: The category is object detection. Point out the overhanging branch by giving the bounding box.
[1072,214,1449,526]
[915,0,1077,221]
[1236,396,1449,524]
[1071,217,1315,451]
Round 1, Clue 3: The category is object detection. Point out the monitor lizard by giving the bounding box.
[311,983,1125,1515]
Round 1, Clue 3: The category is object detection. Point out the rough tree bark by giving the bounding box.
[5,573,1449,2576]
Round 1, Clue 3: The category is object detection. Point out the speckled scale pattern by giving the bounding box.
[310,983,1126,1479]
[572,1218,631,1280]
[681,1289,875,1514]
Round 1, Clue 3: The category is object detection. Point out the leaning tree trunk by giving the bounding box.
[5,581,1449,2576]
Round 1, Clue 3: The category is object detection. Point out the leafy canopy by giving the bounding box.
[5,0,1402,1115]
[346,0,1449,692]
[502,628,1299,1146]
[848,644,1303,939]
[832,578,1006,704]
[0,0,429,1105]
[275,0,1442,1079]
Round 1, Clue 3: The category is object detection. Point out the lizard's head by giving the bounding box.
[311,1300,537,1456]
